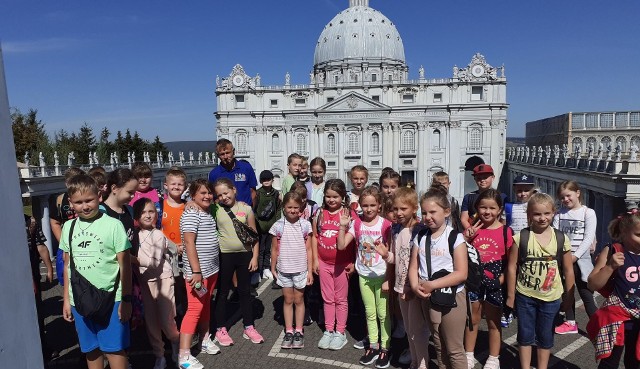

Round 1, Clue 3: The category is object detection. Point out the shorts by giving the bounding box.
[72,301,131,353]
[515,293,561,349]
[277,270,308,290]
[468,286,503,308]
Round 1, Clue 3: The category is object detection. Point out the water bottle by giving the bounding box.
[194,281,208,298]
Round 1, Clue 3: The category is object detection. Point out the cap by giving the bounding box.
[259,170,274,182]
[473,164,494,176]
[513,174,535,185]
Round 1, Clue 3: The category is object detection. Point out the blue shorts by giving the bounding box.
[515,293,561,349]
[72,302,130,353]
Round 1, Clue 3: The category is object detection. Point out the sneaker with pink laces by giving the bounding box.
[555,321,578,334]
[215,327,234,346]
[243,325,264,344]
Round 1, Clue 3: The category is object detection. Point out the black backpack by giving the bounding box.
[256,189,280,221]
[517,227,566,289]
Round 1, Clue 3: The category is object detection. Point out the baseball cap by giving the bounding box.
[473,164,494,176]
[259,170,274,182]
[513,174,535,185]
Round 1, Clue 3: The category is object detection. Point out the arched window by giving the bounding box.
[296,133,307,153]
[402,130,415,152]
[616,136,627,151]
[601,136,612,149]
[271,134,280,152]
[236,130,248,153]
[468,124,482,150]
[432,129,441,150]
[348,132,359,153]
[327,133,336,153]
[632,136,640,147]
[571,137,583,152]
[371,132,380,153]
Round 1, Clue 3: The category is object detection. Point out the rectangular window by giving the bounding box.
[433,93,442,103]
[402,94,414,103]
[371,95,380,102]
[328,161,336,167]
[615,112,628,127]
[270,99,278,108]
[471,86,483,101]
[327,97,335,103]
[371,160,380,166]
[235,94,245,108]
[600,113,613,128]
[334,75,339,84]
[586,113,598,128]
[403,160,413,166]
[295,98,306,107]
[631,112,640,127]
[572,114,584,129]
[371,73,377,82]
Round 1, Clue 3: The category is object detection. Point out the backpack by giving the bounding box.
[517,227,566,289]
[255,189,280,221]
[416,228,482,294]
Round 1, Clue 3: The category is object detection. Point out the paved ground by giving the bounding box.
[38,273,613,369]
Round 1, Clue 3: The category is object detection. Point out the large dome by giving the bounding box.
[313,1,405,70]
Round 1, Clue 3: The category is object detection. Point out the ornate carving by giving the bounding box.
[449,121,462,128]
[417,121,428,130]
[454,53,498,82]
[219,64,258,90]
[391,123,401,132]
[489,120,500,127]
[428,121,445,129]
[347,95,359,109]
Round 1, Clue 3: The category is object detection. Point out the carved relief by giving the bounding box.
[454,53,499,82]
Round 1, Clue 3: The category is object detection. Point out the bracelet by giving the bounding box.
[192,271,202,274]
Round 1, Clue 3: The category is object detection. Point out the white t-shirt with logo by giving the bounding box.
[413,225,465,293]
[553,206,597,259]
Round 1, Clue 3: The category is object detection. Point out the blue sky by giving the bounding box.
[1,0,639,142]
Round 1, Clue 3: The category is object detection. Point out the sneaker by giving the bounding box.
[360,347,380,365]
[179,355,204,369]
[215,328,234,346]
[243,325,264,343]
[329,331,347,350]
[398,348,411,365]
[262,269,274,279]
[153,357,167,369]
[500,312,513,328]
[281,332,294,349]
[483,356,500,369]
[318,331,334,349]
[375,349,391,369]
[201,335,221,355]
[353,337,369,350]
[466,352,475,369]
[555,321,578,335]
[292,331,304,349]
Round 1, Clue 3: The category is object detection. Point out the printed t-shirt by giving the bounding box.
[509,203,528,233]
[349,216,390,278]
[180,209,220,279]
[269,218,312,274]
[137,229,172,282]
[316,209,353,265]
[162,200,185,246]
[392,225,413,294]
[59,214,132,306]
[472,226,513,264]
[514,230,571,301]
[208,159,257,206]
[553,206,597,258]
[215,202,253,253]
[414,225,465,293]
[130,188,163,228]
[613,247,640,310]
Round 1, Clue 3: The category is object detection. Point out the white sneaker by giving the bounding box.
[202,335,221,355]
[483,355,500,369]
[466,352,475,369]
[398,348,411,365]
[153,357,167,369]
[262,269,274,279]
[179,355,204,369]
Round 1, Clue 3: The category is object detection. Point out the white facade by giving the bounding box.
[215,0,508,199]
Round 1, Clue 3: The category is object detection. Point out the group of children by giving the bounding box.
[46,151,640,369]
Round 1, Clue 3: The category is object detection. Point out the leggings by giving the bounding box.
[215,252,254,328]
[598,321,640,369]
[318,260,349,333]
[359,275,391,349]
[181,274,218,335]
[565,263,597,320]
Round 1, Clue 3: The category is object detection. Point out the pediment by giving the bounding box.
[317,92,389,112]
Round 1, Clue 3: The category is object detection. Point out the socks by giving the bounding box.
[286,327,294,333]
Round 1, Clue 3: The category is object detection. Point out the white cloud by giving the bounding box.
[2,38,84,54]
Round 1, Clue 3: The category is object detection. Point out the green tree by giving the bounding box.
[95,127,112,165]
[75,123,97,164]
[149,136,168,158]
[11,108,51,163]
[114,130,125,162]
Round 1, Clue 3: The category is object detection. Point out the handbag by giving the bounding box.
[423,230,457,308]
[223,205,259,247]
[68,217,120,325]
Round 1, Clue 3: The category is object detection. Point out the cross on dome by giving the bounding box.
[349,0,369,7]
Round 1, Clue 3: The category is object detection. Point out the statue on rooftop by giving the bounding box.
[68,152,75,166]
[419,65,425,79]
[54,151,60,167]
[630,141,638,161]
[38,152,45,167]
[24,152,30,167]
[597,143,603,159]
[285,72,291,86]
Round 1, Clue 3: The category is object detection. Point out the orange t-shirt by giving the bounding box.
[162,199,185,245]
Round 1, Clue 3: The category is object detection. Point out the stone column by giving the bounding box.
[337,125,345,181]
[417,122,428,191]
[361,124,369,167]
[317,125,325,160]
[382,124,392,168]
[392,123,401,169]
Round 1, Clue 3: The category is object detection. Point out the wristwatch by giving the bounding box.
[122,294,133,303]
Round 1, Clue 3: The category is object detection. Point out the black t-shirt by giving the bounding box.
[48,193,77,224]
[101,203,138,255]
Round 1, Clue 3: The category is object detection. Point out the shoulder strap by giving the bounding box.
[424,230,433,279]
[518,227,530,265]
[503,226,510,256]
[553,228,566,288]
[416,227,430,245]
[447,228,457,256]
[68,219,77,269]
[353,214,362,241]
[56,193,65,217]
[223,205,238,220]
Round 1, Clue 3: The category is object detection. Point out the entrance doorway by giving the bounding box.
[401,170,415,187]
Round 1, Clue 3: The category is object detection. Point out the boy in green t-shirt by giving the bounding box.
[60,174,132,369]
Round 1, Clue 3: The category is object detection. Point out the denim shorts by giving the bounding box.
[72,302,130,353]
[515,293,561,349]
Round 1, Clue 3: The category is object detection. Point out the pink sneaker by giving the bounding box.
[215,328,234,346]
[243,325,264,344]
[555,321,578,335]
